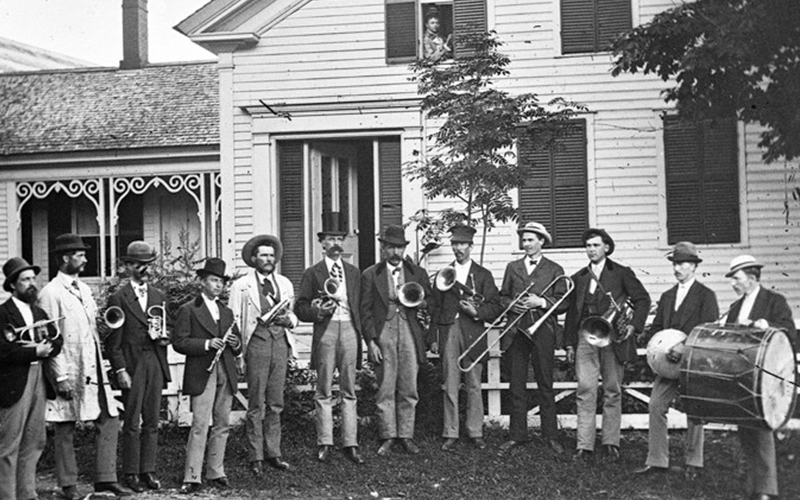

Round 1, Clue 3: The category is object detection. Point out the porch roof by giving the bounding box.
[0,61,219,156]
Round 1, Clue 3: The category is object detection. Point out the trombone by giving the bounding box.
[520,275,574,341]
[4,316,64,342]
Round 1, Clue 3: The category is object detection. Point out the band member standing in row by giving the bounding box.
[105,241,170,492]
[229,235,298,475]
[430,224,501,452]
[0,257,62,500]
[564,228,650,462]
[724,255,795,500]
[497,222,569,457]
[296,229,365,464]
[39,234,132,499]
[634,242,718,479]
[174,258,241,494]
[361,224,432,456]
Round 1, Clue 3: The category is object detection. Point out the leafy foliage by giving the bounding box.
[611,0,800,162]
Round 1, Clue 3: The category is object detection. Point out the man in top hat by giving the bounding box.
[0,257,63,500]
[564,228,650,462]
[228,235,298,475]
[104,241,171,492]
[38,233,133,499]
[724,255,795,500]
[497,222,571,457]
[634,242,718,479]
[295,229,365,464]
[361,224,433,456]
[430,224,501,452]
[173,258,241,494]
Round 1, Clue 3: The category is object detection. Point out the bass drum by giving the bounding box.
[680,323,797,430]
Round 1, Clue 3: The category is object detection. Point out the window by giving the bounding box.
[518,119,588,248]
[561,0,631,55]
[385,0,486,64]
[664,116,739,245]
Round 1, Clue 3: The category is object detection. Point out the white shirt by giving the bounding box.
[674,278,695,311]
[588,259,605,294]
[12,296,34,327]
[387,262,402,288]
[454,259,472,285]
[132,282,148,311]
[736,285,761,325]
[524,255,540,275]
[202,293,220,323]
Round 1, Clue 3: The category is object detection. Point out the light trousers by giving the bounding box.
[645,376,704,468]
[183,363,232,483]
[315,319,359,447]
[575,336,624,450]
[441,320,483,439]
[739,427,778,496]
[375,314,418,440]
[245,332,288,461]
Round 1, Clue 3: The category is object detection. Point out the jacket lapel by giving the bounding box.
[661,286,676,329]
[5,299,26,330]
[195,297,220,337]
[749,288,770,322]
[376,262,390,306]
[246,271,261,313]
[674,282,700,329]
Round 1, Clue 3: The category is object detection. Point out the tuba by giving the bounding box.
[146,303,170,342]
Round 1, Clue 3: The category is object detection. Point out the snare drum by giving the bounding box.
[680,323,797,430]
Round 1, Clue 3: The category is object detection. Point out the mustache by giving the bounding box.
[329,245,344,253]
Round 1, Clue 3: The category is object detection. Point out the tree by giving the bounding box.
[610,0,800,163]
[407,32,580,263]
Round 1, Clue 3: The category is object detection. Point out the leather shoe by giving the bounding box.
[497,440,521,456]
[318,445,332,462]
[61,485,79,500]
[377,439,394,456]
[400,438,420,454]
[441,438,458,451]
[122,474,145,493]
[266,457,290,470]
[250,460,264,477]
[180,482,202,494]
[344,446,365,464]
[546,438,565,456]
[95,482,134,497]
[634,465,667,476]
[602,444,620,461]
[574,449,594,463]
[140,472,161,490]
[208,477,229,489]
[472,437,486,449]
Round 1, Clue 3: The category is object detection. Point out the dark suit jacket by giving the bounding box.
[0,298,63,408]
[173,295,241,397]
[360,258,433,364]
[295,259,363,370]
[564,259,651,363]
[105,282,171,385]
[727,286,797,346]
[649,280,719,337]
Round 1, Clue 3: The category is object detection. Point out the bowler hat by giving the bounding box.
[517,222,552,245]
[725,255,764,278]
[196,258,229,281]
[582,228,615,256]
[51,233,91,254]
[449,224,476,244]
[242,235,283,267]
[2,257,40,292]
[667,241,702,264]
[121,240,157,264]
[378,225,409,246]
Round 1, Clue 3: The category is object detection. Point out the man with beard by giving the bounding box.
[228,235,298,475]
[361,224,433,456]
[104,241,171,492]
[0,257,63,500]
[39,234,132,499]
[295,229,364,464]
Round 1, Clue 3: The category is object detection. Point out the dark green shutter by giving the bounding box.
[386,0,416,63]
[597,0,631,51]
[561,0,596,54]
[453,0,487,58]
[278,141,304,290]
[378,137,403,230]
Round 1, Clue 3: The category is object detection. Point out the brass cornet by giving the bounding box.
[4,316,64,343]
[146,303,170,342]
[312,277,342,314]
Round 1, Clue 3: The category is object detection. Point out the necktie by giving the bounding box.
[262,277,275,298]
[136,286,146,299]
[331,262,342,281]
[70,280,83,302]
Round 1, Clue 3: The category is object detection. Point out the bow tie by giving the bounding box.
[528,259,539,266]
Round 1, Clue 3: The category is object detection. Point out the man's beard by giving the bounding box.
[65,262,84,275]
[260,263,275,275]
[19,286,38,304]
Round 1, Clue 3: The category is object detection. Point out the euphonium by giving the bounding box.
[146,303,169,341]
[579,294,634,347]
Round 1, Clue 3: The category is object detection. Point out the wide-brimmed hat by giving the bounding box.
[517,222,552,245]
[582,228,615,256]
[121,240,157,264]
[667,241,702,264]
[378,225,409,246]
[196,258,229,281]
[2,257,40,292]
[449,224,476,244]
[51,233,91,254]
[725,255,764,278]
[242,235,283,267]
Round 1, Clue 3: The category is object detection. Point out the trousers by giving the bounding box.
[375,313,418,440]
[575,335,624,450]
[121,350,164,474]
[645,375,704,468]
[315,319,359,447]
[245,332,288,460]
[441,320,483,438]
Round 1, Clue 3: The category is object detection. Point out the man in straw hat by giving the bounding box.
[173,258,241,493]
[724,254,795,500]
[497,222,570,457]
[634,242,718,480]
[0,257,62,500]
[104,241,171,492]
[295,229,365,464]
[361,224,432,456]
[39,234,133,499]
[228,234,298,475]
[430,224,501,452]
[564,228,650,463]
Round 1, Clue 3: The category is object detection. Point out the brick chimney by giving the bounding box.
[120,0,148,69]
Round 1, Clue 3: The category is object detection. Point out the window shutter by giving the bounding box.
[596,0,631,51]
[278,141,304,290]
[378,137,403,230]
[561,0,596,55]
[386,0,417,63]
[453,0,487,58]
[701,118,739,243]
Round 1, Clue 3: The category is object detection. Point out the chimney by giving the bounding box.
[120,0,148,69]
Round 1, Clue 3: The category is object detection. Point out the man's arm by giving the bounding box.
[621,266,651,333]
[171,305,208,356]
[295,268,321,323]
[103,292,126,372]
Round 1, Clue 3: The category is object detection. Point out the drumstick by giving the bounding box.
[744,355,800,389]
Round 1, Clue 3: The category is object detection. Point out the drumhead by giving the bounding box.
[760,329,798,430]
[647,328,687,379]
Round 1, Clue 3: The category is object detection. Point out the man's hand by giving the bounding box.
[666,342,685,364]
[57,380,74,400]
[565,346,575,365]
[753,318,770,330]
[616,324,636,343]
[430,341,439,355]
[236,357,246,376]
[117,369,132,390]
[225,334,240,349]
[459,300,478,319]
[368,341,383,365]
[273,314,293,328]
[35,341,54,358]
[209,338,225,351]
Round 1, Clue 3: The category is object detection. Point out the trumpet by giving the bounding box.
[579,293,634,348]
[435,267,484,306]
[397,282,425,308]
[146,303,170,342]
[104,306,125,329]
[207,324,236,372]
[4,316,64,343]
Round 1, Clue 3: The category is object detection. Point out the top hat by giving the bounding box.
[378,225,409,246]
[725,254,764,278]
[121,240,157,264]
[449,224,476,244]
[196,258,229,281]
[51,233,91,254]
[241,235,283,267]
[582,228,615,256]
[517,222,552,245]
[667,241,702,264]
[2,257,40,292]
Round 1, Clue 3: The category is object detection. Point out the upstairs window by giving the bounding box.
[561,0,631,55]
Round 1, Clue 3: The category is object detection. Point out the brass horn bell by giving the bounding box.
[579,308,617,348]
